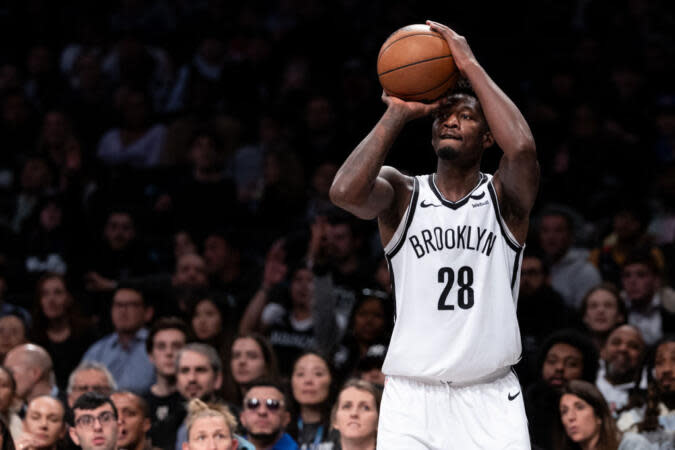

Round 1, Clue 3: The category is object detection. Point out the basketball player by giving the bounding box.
[330,21,539,449]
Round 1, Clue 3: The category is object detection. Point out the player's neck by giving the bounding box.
[433,166,481,202]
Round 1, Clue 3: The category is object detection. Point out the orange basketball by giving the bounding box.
[377,24,458,102]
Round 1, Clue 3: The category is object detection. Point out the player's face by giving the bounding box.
[583,289,623,333]
[177,350,222,400]
[519,257,546,296]
[654,342,675,393]
[559,394,601,446]
[601,326,644,378]
[542,343,584,388]
[333,387,378,442]
[431,95,490,163]
[184,416,237,450]
[111,393,149,449]
[150,329,186,377]
[231,338,266,385]
[23,396,66,448]
[291,354,331,406]
[621,263,658,303]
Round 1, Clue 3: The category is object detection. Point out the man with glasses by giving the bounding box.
[67,362,117,407]
[81,287,155,395]
[68,392,119,450]
[239,380,297,450]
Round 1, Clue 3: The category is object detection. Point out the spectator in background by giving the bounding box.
[66,362,116,408]
[516,250,578,385]
[617,336,675,446]
[68,392,118,450]
[202,230,260,319]
[0,314,28,362]
[182,398,240,450]
[288,353,334,448]
[620,252,675,345]
[537,207,602,309]
[525,329,599,450]
[591,203,665,286]
[97,86,166,169]
[80,287,155,395]
[0,365,21,442]
[580,283,627,351]
[145,317,188,450]
[596,325,647,413]
[555,380,652,450]
[30,273,96,390]
[330,379,381,450]
[84,208,155,298]
[189,295,235,367]
[110,391,151,450]
[225,334,279,406]
[239,380,298,450]
[174,343,227,450]
[16,395,66,450]
[3,344,57,407]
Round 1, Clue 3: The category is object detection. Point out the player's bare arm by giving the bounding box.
[428,20,539,244]
[330,93,438,243]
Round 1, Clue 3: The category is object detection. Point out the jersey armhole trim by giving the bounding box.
[384,177,419,258]
[487,181,522,252]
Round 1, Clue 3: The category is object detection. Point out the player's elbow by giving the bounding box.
[329,181,360,209]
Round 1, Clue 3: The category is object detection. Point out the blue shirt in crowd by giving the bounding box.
[81,328,155,395]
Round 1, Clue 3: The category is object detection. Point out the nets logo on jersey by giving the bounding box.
[408,225,497,259]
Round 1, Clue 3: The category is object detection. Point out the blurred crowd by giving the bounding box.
[0,0,673,449]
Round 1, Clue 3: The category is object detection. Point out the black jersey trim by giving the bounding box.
[386,177,419,259]
[511,247,522,290]
[428,172,488,210]
[487,182,522,252]
[385,255,397,323]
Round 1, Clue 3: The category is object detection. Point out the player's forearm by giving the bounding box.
[462,62,536,156]
[330,108,406,208]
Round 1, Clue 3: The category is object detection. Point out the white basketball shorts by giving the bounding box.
[377,371,530,449]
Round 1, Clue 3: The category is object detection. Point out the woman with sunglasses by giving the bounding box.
[555,380,652,450]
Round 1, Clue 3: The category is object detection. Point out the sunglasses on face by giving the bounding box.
[244,397,283,412]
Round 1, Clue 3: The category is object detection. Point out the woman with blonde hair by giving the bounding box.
[182,399,239,450]
[330,379,381,450]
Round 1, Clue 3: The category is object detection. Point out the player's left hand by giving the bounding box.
[426,20,478,74]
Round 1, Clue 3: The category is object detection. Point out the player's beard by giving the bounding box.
[437,146,459,161]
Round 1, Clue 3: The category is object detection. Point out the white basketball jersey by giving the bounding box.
[381,173,523,383]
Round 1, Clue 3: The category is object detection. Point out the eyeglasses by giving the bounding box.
[244,398,283,412]
[75,411,116,429]
[71,385,113,395]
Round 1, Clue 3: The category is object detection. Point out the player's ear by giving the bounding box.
[481,130,494,149]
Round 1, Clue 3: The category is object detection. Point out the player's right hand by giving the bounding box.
[381,90,441,122]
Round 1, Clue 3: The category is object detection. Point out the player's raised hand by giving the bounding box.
[381,90,441,122]
[426,20,477,74]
